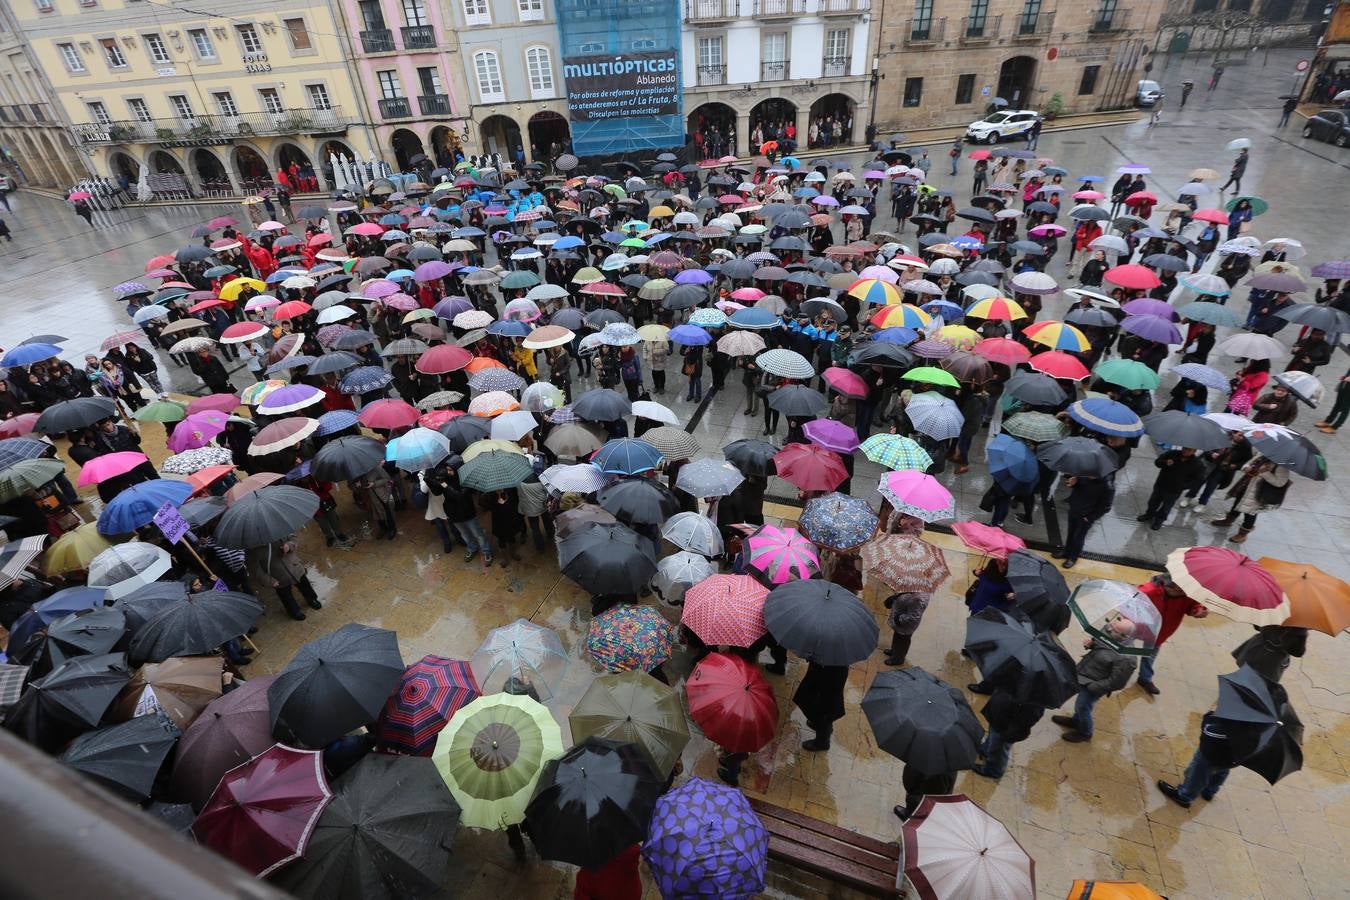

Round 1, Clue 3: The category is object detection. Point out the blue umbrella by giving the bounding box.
[986,433,1038,492]
[8,587,106,649]
[1066,398,1144,439]
[386,269,416,281]
[921,300,964,321]
[552,236,584,250]
[873,327,919,345]
[670,324,712,346]
[728,309,780,330]
[486,320,530,337]
[1,343,61,367]
[97,479,194,536]
[339,366,394,395]
[592,438,663,476]
[0,438,50,468]
[390,427,451,472]
[133,305,170,325]
[317,409,360,436]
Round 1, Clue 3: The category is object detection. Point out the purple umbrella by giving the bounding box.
[803,418,859,454]
[811,195,840,207]
[1249,272,1306,294]
[257,384,325,415]
[674,269,713,285]
[1311,260,1350,280]
[1121,298,1178,320]
[363,280,399,299]
[1120,314,1182,345]
[433,296,474,319]
[643,778,768,899]
[414,260,454,283]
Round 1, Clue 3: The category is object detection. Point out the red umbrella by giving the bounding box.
[1192,208,1229,225]
[682,574,769,647]
[189,298,226,314]
[419,409,465,428]
[415,344,473,375]
[358,398,419,431]
[1165,546,1290,626]
[1028,351,1089,381]
[1103,264,1162,291]
[273,301,313,322]
[1123,191,1157,206]
[101,330,146,351]
[772,442,847,493]
[972,337,1031,365]
[0,413,39,438]
[188,464,236,494]
[968,149,992,161]
[186,393,241,416]
[952,521,1025,560]
[192,743,334,877]
[686,653,778,753]
[144,254,175,272]
[376,655,480,756]
[221,321,269,344]
[208,216,238,230]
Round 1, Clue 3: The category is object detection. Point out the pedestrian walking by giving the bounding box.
[949,138,962,177]
[1208,65,1224,91]
[1219,148,1248,194]
[1053,474,1114,569]
[1026,118,1042,150]
[1180,80,1194,107]
[1231,624,1308,682]
[882,591,929,666]
[245,537,323,621]
[1051,617,1137,742]
[794,660,848,751]
[1209,457,1290,543]
[1136,447,1206,530]
[1315,369,1350,433]
[971,687,1044,779]
[1278,95,1299,129]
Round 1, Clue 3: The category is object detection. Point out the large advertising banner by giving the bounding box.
[562,51,681,122]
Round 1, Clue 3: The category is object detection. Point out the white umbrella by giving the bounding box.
[902,795,1035,900]
[88,543,172,600]
[1088,235,1128,254]
[652,551,716,605]
[660,512,724,557]
[1225,138,1253,151]
[1217,333,1289,360]
[490,409,537,441]
[631,400,679,426]
[329,152,348,192]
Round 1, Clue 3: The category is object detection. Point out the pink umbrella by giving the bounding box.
[101,331,146,351]
[952,521,1025,560]
[67,191,91,201]
[348,222,383,236]
[168,411,228,453]
[221,322,269,344]
[745,525,821,584]
[414,260,454,282]
[1028,224,1066,237]
[878,471,954,523]
[802,418,859,454]
[682,574,769,647]
[76,451,149,486]
[381,293,419,312]
[357,398,419,431]
[822,366,867,399]
[186,393,241,416]
[729,287,765,302]
[363,280,400,299]
[146,268,177,279]
[858,265,900,284]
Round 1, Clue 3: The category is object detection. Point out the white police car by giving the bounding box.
[965,110,1040,144]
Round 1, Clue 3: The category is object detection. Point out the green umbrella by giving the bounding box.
[1175,302,1242,328]
[431,693,563,829]
[499,270,540,290]
[569,671,690,779]
[458,448,534,492]
[1001,412,1068,443]
[1091,358,1161,391]
[903,366,960,389]
[133,400,188,423]
[1224,195,1268,216]
[0,458,66,503]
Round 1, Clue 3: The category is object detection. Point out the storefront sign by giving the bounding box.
[562,50,680,122]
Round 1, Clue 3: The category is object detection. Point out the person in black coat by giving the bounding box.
[1287,329,1333,374]
[794,660,848,751]
[189,350,232,395]
[1231,624,1308,682]
[1053,474,1113,569]
[1136,447,1206,530]
[971,688,1043,779]
[896,765,959,821]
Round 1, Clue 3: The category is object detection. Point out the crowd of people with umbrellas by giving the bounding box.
[0,138,1345,898]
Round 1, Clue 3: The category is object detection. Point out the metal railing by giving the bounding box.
[761,60,787,81]
[72,107,347,145]
[822,55,849,77]
[756,0,805,13]
[402,25,436,48]
[961,13,1001,39]
[905,16,944,42]
[696,64,726,85]
[1090,6,1130,31]
[418,94,452,115]
[1013,9,1054,36]
[685,0,738,19]
[819,0,867,12]
[378,97,413,119]
[360,28,395,52]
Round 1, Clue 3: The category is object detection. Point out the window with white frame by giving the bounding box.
[306,83,332,109]
[463,0,491,24]
[188,28,216,59]
[377,70,404,99]
[417,66,443,96]
[212,91,238,116]
[402,0,428,25]
[284,18,312,51]
[236,24,264,54]
[762,32,786,79]
[259,88,284,114]
[35,0,53,11]
[169,94,195,119]
[518,0,544,20]
[824,28,848,61]
[525,46,554,97]
[57,42,85,72]
[87,101,111,124]
[100,38,126,68]
[144,32,170,63]
[473,50,504,102]
[126,97,151,121]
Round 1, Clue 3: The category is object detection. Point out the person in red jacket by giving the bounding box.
[1136,574,1208,695]
[247,242,277,280]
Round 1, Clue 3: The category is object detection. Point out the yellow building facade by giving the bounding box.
[15,0,380,196]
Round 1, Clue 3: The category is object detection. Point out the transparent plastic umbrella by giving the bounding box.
[1068,579,1162,656]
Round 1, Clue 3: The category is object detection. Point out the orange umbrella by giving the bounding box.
[226,472,284,505]
[1066,882,1164,900]
[188,464,237,494]
[465,356,506,373]
[1257,558,1350,635]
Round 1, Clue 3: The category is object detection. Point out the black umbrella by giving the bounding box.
[147,801,197,834]
[559,523,657,595]
[6,652,131,752]
[213,485,321,548]
[720,259,757,280]
[1005,550,1071,632]
[849,342,915,368]
[1215,665,1303,785]
[663,284,708,311]
[276,754,459,900]
[524,737,663,869]
[128,590,264,663]
[178,496,227,529]
[956,206,996,224]
[584,309,624,329]
[1142,253,1189,273]
[34,397,119,434]
[176,245,214,263]
[963,608,1078,707]
[269,623,405,748]
[861,667,982,776]
[1143,411,1231,451]
[1065,307,1119,328]
[113,581,187,631]
[439,415,491,451]
[1244,429,1327,481]
[1025,201,1059,217]
[766,385,829,417]
[1003,372,1067,406]
[332,329,380,351]
[573,387,634,423]
[307,352,362,376]
[1036,436,1120,477]
[311,436,387,483]
[296,205,328,219]
[597,478,680,526]
[13,607,127,677]
[1274,303,1350,333]
[723,439,778,477]
[58,712,180,801]
[764,580,878,666]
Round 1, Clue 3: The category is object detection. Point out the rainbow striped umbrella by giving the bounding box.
[964,296,1027,321]
[376,656,480,756]
[682,574,769,647]
[1023,320,1090,352]
[745,525,821,584]
[870,304,933,330]
[847,278,903,306]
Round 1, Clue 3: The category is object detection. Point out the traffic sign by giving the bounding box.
[1295,59,1310,72]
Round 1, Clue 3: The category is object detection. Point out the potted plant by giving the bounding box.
[155,126,176,140]
[108,123,135,142]
[1043,92,1065,120]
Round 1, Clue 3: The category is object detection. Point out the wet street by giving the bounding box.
[5,48,1349,898]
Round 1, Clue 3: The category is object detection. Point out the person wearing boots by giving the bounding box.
[794,660,848,751]
[1209,457,1289,543]
[883,591,930,666]
[246,536,323,620]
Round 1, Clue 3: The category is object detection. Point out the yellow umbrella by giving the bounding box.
[218,278,267,302]
[648,205,675,218]
[938,325,981,350]
[402,308,435,324]
[43,522,113,576]
[571,267,605,285]
[637,324,671,342]
[461,439,527,462]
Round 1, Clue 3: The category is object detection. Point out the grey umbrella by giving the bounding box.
[963,608,1079,708]
[5,652,132,752]
[674,458,745,498]
[861,667,982,776]
[213,485,320,548]
[559,523,657,595]
[551,307,585,330]
[312,436,387,482]
[849,342,915,368]
[764,580,878,666]
[572,387,633,422]
[598,478,680,526]
[766,385,828,417]
[59,713,180,801]
[14,607,126,677]
[1036,436,1121,477]
[1003,372,1067,406]
[1005,550,1071,632]
[332,329,380,351]
[178,496,227,529]
[128,590,265,664]
[276,754,460,900]
[722,439,778,477]
[34,397,119,434]
[438,415,491,451]
[307,352,362,376]
[269,623,405,748]
[663,284,708,310]
[720,259,757,280]
[1143,411,1231,451]
[1064,306,1118,328]
[1274,303,1350,333]
[113,581,190,631]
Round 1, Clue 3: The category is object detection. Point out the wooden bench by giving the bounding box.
[749,798,901,898]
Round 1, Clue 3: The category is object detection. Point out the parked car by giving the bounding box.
[965,110,1040,144]
[1303,109,1350,147]
[1135,80,1163,108]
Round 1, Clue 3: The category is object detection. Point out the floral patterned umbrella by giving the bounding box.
[586,605,677,673]
[861,534,951,594]
[744,525,820,584]
[798,492,879,551]
[642,778,769,899]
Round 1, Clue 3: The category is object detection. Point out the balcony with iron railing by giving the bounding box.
[1089,6,1130,31]
[402,25,436,48]
[378,97,413,119]
[904,16,945,43]
[756,0,806,14]
[818,0,868,13]
[418,94,452,116]
[822,55,849,77]
[360,28,396,53]
[72,107,347,146]
[960,13,1001,40]
[761,60,788,81]
[696,64,727,85]
[685,0,738,20]
[1011,9,1055,38]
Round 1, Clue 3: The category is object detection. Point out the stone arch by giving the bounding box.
[687,103,737,159]
[997,56,1038,109]
[749,98,797,146]
[107,150,140,184]
[231,143,270,192]
[429,125,461,168]
[527,111,569,163]
[149,149,184,174]
[58,132,88,183]
[315,138,357,189]
[807,93,857,147]
[38,132,75,186]
[190,147,230,192]
[477,114,520,160]
[389,128,426,171]
[18,133,53,186]
[272,141,313,177]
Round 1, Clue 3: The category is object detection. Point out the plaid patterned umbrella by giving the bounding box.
[799,492,879,551]
[861,534,951,593]
[459,449,533,491]
[377,656,480,756]
[0,438,48,468]
[643,778,768,899]
[0,663,30,714]
[640,426,702,461]
[0,534,46,589]
[860,433,934,471]
[745,524,820,584]
[682,574,768,647]
[1001,412,1068,443]
[586,605,677,673]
